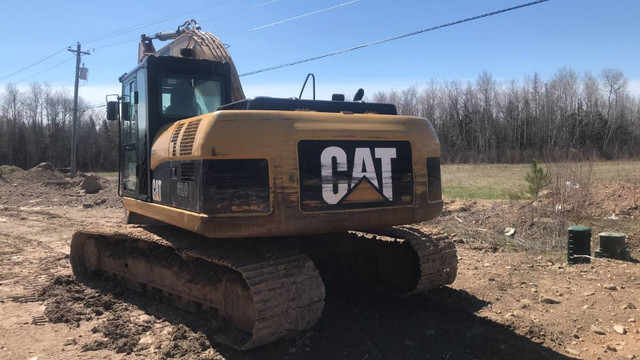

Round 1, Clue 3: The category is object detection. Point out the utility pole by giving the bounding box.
[68,42,90,178]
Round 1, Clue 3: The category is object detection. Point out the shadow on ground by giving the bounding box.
[83,277,576,360]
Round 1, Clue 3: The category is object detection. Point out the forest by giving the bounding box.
[0,82,118,172]
[0,67,638,171]
[372,68,639,163]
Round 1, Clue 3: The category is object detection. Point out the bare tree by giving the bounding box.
[601,68,628,148]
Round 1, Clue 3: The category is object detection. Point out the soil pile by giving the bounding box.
[0,164,24,176]
[41,276,121,325]
[0,163,120,208]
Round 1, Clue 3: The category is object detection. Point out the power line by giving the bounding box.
[82,0,233,45]
[93,38,139,50]
[2,0,270,82]
[240,0,550,77]
[252,0,279,9]
[15,56,75,84]
[200,0,281,25]
[93,0,281,51]
[94,0,267,51]
[249,0,358,32]
[0,47,70,82]
[2,0,230,81]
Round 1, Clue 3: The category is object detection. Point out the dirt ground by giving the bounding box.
[0,166,639,360]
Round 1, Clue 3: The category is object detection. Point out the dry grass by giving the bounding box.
[440,160,640,256]
[95,172,118,178]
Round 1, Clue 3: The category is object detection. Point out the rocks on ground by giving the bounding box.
[80,174,103,194]
[613,324,627,335]
[590,325,606,335]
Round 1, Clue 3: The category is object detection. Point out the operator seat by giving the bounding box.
[165,88,199,117]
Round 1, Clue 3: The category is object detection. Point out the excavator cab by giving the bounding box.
[109,55,232,201]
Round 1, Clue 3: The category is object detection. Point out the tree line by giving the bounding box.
[0,67,638,172]
[0,83,118,172]
[372,68,639,163]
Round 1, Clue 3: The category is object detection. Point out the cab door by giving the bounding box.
[121,77,144,199]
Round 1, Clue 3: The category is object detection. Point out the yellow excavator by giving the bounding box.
[70,20,457,349]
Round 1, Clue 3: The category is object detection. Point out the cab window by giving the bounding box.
[160,76,223,118]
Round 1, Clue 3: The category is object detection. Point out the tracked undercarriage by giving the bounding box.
[70,225,457,349]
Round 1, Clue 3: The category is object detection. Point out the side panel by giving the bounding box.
[151,160,201,212]
[151,159,271,215]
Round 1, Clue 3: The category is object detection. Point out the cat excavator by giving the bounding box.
[70,20,457,349]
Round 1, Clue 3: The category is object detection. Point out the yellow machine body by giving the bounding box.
[126,110,443,238]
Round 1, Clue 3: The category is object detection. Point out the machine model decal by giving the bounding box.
[152,179,162,201]
[298,140,413,211]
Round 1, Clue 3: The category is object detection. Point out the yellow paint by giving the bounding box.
[136,110,443,239]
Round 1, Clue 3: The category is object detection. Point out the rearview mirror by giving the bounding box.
[106,101,119,121]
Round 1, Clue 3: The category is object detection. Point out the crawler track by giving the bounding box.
[296,225,458,295]
[70,224,457,349]
[366,225,458,293]
[70,226,325,349]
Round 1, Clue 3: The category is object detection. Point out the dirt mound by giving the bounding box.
[5,163,68,186]
[591,182,640,218]
[160,325,214,360]
[0,167,121,208]
[41,275,156,355]
[0,164,23,176]
[41,275,122,325]
[83,313,152,354]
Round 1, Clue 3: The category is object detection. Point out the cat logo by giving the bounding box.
[321,146,396,204]
[298,140,414,212]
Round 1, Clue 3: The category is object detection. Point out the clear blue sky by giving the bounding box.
[0,0,638,105]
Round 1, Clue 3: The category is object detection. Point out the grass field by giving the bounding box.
[95,172,118,178]
[442,161,640,200]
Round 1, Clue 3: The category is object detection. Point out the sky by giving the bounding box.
[0,0,638,106]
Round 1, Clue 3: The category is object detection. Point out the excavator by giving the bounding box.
[70,20,457,349]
